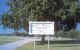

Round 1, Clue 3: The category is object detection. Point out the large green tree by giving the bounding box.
[2,0,78,30]
[2,0,80,42]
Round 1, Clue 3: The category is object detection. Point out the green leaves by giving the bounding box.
[1,0,79,31]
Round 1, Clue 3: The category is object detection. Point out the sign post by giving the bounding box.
[48,35,50,50]
[29,21,54,50]
[34,35,36,50]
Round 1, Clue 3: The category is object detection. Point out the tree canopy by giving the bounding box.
[1,0,80,31]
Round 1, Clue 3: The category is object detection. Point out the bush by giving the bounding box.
[55,29,80,38]
[65,29,79,38]
[55,31,66,37]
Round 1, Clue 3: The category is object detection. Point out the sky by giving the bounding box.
[0,0,26,34]
[0,0,13,34]
[76,23,80,31]
[0,0,80,34]
[0,0,9,15]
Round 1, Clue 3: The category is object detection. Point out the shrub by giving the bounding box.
[55,29,79,38]
[65,29,79,38]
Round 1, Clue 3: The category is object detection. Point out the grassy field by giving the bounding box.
[16,41,80,50]
[0,36,20,45]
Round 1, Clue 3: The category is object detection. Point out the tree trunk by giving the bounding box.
[41,35,45,44]
[15,30,18,36]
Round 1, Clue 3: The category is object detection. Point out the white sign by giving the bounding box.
[29,22,54,35]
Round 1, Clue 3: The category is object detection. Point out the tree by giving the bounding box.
[2,0,80,42]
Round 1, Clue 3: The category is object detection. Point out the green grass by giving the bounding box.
[0,36,18,41]
[16,42,80,50]
[0,36,20,45]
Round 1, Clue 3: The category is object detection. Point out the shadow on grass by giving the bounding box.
[54,45,80,47]
[35,40,80,48]
[36,40,80,45]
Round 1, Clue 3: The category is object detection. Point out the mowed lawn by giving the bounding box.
[16,41,80,50]
[0,36,20,45]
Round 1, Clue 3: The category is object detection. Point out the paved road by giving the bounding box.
[0,37,34,50]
